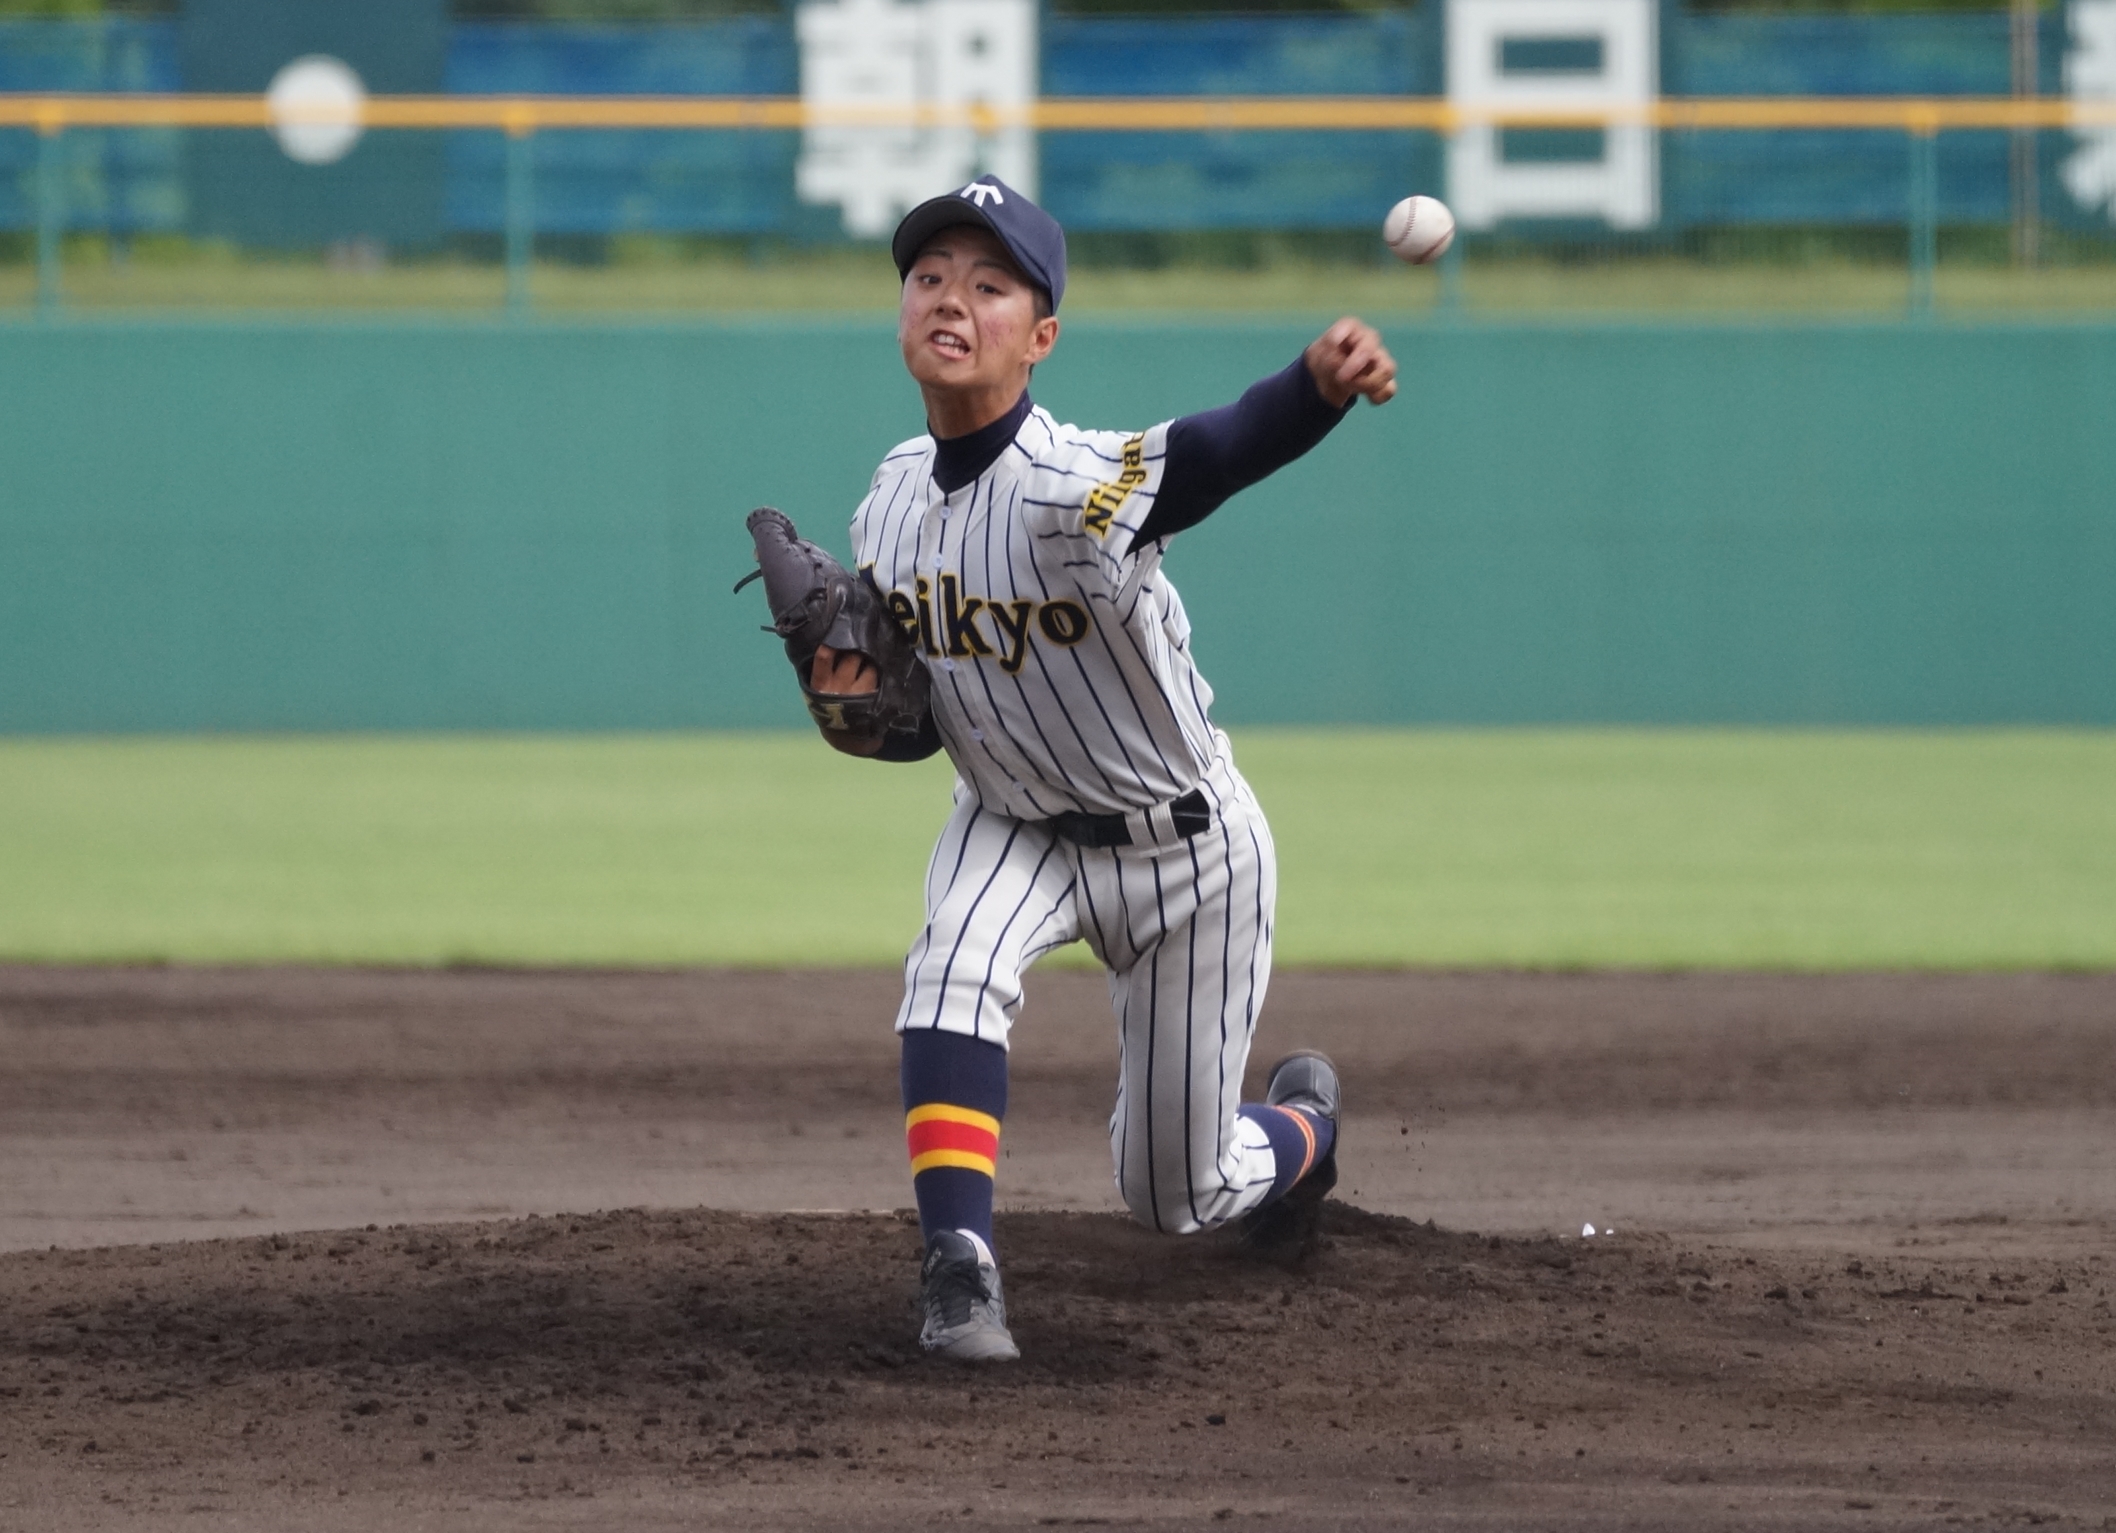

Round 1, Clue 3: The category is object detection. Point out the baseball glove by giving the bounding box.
[735,507,932,748]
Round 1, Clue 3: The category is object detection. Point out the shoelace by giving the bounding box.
[923,1253,993,1328]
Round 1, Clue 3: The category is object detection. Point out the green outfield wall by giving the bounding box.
[2,318,2111,731]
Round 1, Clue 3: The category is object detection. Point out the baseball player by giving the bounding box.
[742,175,1396,1362]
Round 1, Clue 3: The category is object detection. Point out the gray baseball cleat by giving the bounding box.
[918,1229,1020,1363]
[1241,1050,1341,1253]
[1265,1049,1342,1126]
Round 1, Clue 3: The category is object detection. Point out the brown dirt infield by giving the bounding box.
[2,967,2112,1530]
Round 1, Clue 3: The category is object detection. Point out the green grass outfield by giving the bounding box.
[0,730,2110,971]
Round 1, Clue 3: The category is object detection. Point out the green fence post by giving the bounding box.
[504,112,535,317]
[1438,132,1465,323]
[970,101,995,180]
[34,109,64,318]
[1438,227,1465,322]
[1907,116,1939,322]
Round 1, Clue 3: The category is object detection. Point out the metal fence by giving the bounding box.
[4,93,2116,318]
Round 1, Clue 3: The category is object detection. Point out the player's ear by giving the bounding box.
[1025,315,1059,365]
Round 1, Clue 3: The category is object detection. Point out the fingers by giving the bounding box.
[1326,318,1397,406]
[1304,318,1397,408]
[812,646,860,693]
[1302,321,1358,407]
[810,644,881,696]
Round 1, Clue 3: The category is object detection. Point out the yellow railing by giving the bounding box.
[1,94,2114,135]
[6,91,2108,321]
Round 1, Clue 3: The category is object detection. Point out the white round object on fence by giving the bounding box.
[268,55,367,166]
[1383,195,1456,265]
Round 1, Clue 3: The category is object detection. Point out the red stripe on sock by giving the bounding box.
[906,1117,999,1165]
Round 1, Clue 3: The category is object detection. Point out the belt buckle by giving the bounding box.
[1170,788,1212,839]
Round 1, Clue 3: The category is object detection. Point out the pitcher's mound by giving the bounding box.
[3,1202,2109,1530]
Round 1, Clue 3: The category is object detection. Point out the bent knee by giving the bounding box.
[897,965,1021,1046]
[1117,1173,1252,1237]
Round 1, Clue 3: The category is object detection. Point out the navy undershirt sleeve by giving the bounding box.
[1136,356,1354,545]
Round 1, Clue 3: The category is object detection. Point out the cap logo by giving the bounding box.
[959,182,1004,207]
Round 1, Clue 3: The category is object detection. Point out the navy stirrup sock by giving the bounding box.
[900,1029,1009,1251]
[1239,1102,1337,1204]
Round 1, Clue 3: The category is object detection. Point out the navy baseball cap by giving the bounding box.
[891,176,1067,311]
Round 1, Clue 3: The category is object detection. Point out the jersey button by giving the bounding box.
[941,659,957,672]
[970,729,985,743]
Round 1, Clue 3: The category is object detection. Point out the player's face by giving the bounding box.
[899,227,1059,407]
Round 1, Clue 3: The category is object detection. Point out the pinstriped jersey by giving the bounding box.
[850,405,1225,821]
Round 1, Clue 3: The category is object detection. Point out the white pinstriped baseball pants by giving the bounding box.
[894,752,1281,1236]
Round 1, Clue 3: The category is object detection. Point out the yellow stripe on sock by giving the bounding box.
[905,1103,1001,1136]
[910,1147,998,1177]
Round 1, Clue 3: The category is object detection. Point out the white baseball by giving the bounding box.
[1383,195,1456,265]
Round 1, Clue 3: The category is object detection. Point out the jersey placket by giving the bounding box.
[922,476,1050,820]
